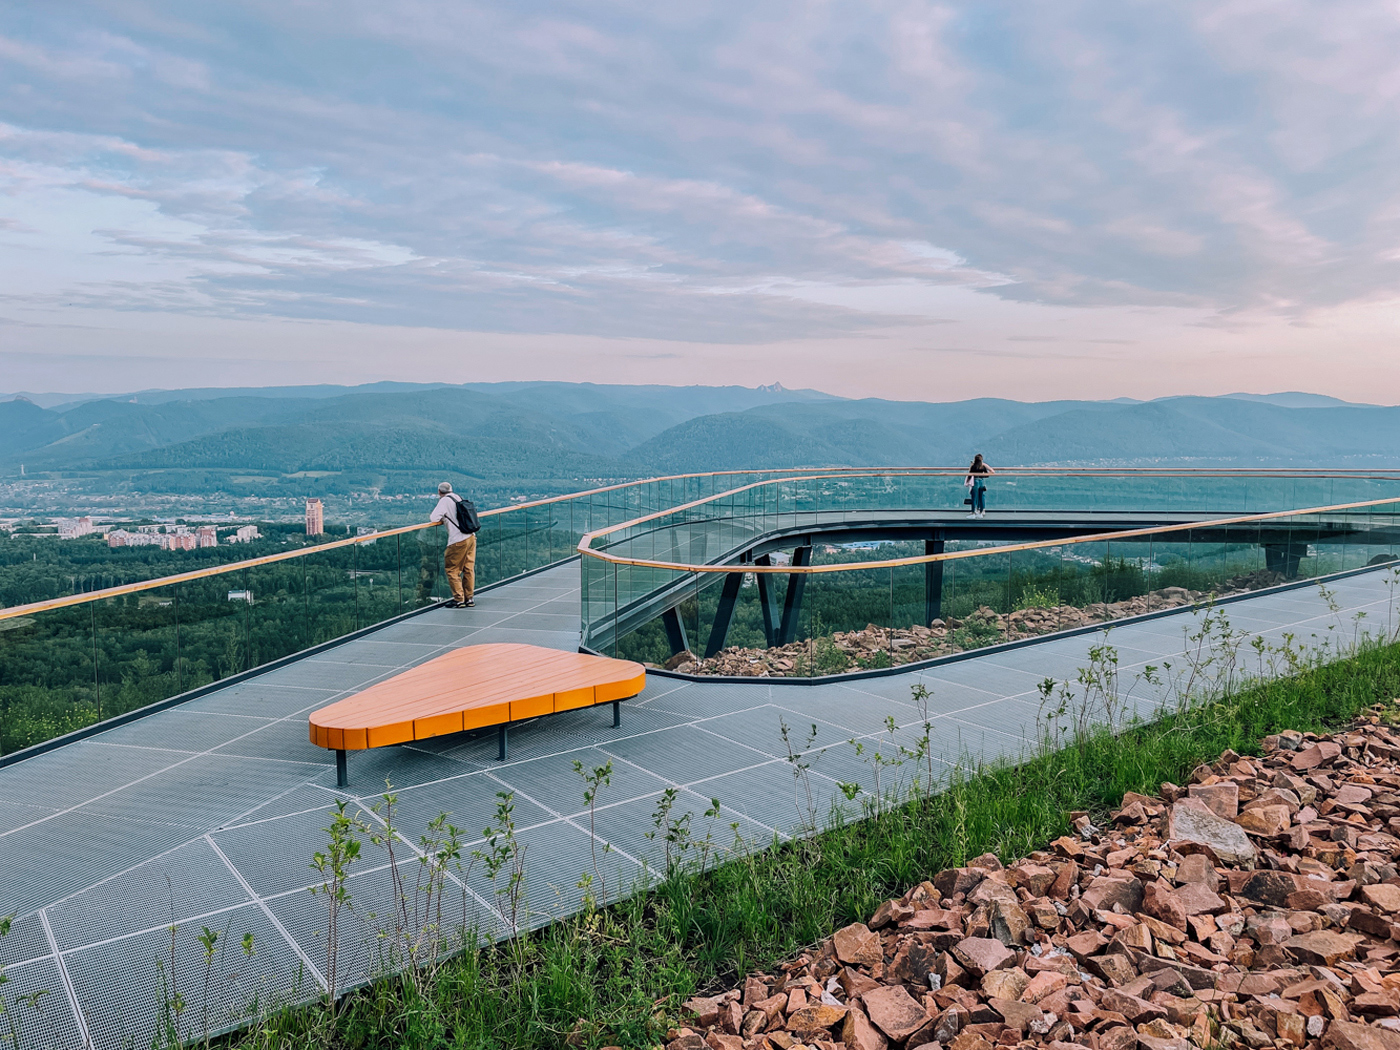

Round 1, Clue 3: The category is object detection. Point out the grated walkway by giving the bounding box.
[1,563,1396,1049]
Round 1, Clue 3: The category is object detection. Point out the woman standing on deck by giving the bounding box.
[965,454,994,518]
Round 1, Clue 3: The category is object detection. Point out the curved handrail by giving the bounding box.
[577,470,1400,575]
[0,465,899,623]
[6,465,1399,624]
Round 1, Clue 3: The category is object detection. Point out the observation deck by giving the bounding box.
[1,469,1399,1048]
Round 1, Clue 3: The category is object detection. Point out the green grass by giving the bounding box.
[223,638,1400,1050]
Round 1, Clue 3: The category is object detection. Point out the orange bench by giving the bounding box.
[308,643,646,786]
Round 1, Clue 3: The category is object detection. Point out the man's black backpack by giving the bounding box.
[450,494,481,535]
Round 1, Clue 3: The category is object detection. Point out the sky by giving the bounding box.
[2,1,1400,402]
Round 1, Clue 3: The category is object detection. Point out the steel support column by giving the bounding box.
[1264,544,1303,579]
[776,545,812,646]
[661,607,689,656]
[704,568,745,658]
[925,534,945,625]
[754,554,777,647]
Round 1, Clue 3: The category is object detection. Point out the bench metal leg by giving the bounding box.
[612,700,620,728]
[335,749,348,788]
[498,722,508,762]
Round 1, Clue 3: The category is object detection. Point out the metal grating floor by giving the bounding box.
[2,560,1398,1047]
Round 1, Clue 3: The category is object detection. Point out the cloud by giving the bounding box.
[4,0,1400,386]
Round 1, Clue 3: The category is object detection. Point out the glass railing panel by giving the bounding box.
[891,555,928,665]
[1,601,96,754]
[95,587,182,724]
[240,558,307,674]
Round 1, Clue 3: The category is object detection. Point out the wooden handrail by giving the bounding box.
[4,466,1399,623]
[0,466,866,622]
[576,473,1400,575]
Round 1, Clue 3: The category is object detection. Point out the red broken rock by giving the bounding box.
[1293,740,1343,771]
[841,1006,889,1050]
[952,937,1017,977]
[832,923,883,967]
[1142,882,1189,931]
[863,985,931,1042]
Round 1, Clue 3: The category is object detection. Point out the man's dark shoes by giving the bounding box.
[443,599,463,608]
[464,598,475,607]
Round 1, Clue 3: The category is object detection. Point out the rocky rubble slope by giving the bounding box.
[674,574,1286,677]
[665,711,1400,1050]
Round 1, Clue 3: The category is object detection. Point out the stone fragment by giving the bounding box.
[1142,882,1188,931]
[951,938,1016,978]
[1236,804,1292,837]
[684,997,722,1027]
[1021,970,1067,1004]
[934,867,986,898]
[1363,883,1400,913]
[1294,741,1343,771]
[1064,930,1107,960]
[1349,907,1395,939]
[832,924,882,967]
[1166,799,1257,868]
[744,976,770,1008]
[980,968,1028,1001]
[1286,930,1363,966]
[869,899,915,930]
[862,985,930,1042]
[1187,781,1239,818]
[786,1004,848,1037]
[1236,870,1303,907]
[1100,988,1168,1024]
[1173,880,1226,915]
[1172,853,1220,891]
[840,1006,889,1050]
[986,898,1031,946]
[1083,875,1145,913]
[1136,1030,1190,1050]
[989,996,1043,1033]
[1086,952,1139,987]
[1324,1019,1400,1050]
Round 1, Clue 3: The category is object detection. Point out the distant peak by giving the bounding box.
[755,382,787,394]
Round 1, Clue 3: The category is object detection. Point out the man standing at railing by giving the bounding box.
[429,482,479,608]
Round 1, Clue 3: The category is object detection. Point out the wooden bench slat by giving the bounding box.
[308,644,645,755]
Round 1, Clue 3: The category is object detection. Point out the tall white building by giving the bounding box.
[56,517,94,539]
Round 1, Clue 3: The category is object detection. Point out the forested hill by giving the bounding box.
[1,384,1398,493]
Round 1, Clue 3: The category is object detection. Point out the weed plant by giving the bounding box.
[207,607,1400,1050]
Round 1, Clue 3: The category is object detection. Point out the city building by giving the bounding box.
[56,517,94,540]
[356,525,378,545]
[228,524,262,543]
[160,533,197,551]
[196,526,218,548]
[107,529,161,548]
[227,590,254,604]
[306,498,324,536]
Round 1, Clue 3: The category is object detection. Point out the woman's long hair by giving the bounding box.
[968,453,984,472]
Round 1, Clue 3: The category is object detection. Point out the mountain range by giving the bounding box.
[2,384,1398,496]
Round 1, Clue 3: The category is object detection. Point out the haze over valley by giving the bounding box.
[2,381,1396,526]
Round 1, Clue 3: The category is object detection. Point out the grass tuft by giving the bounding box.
[222,638,1400,1050]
